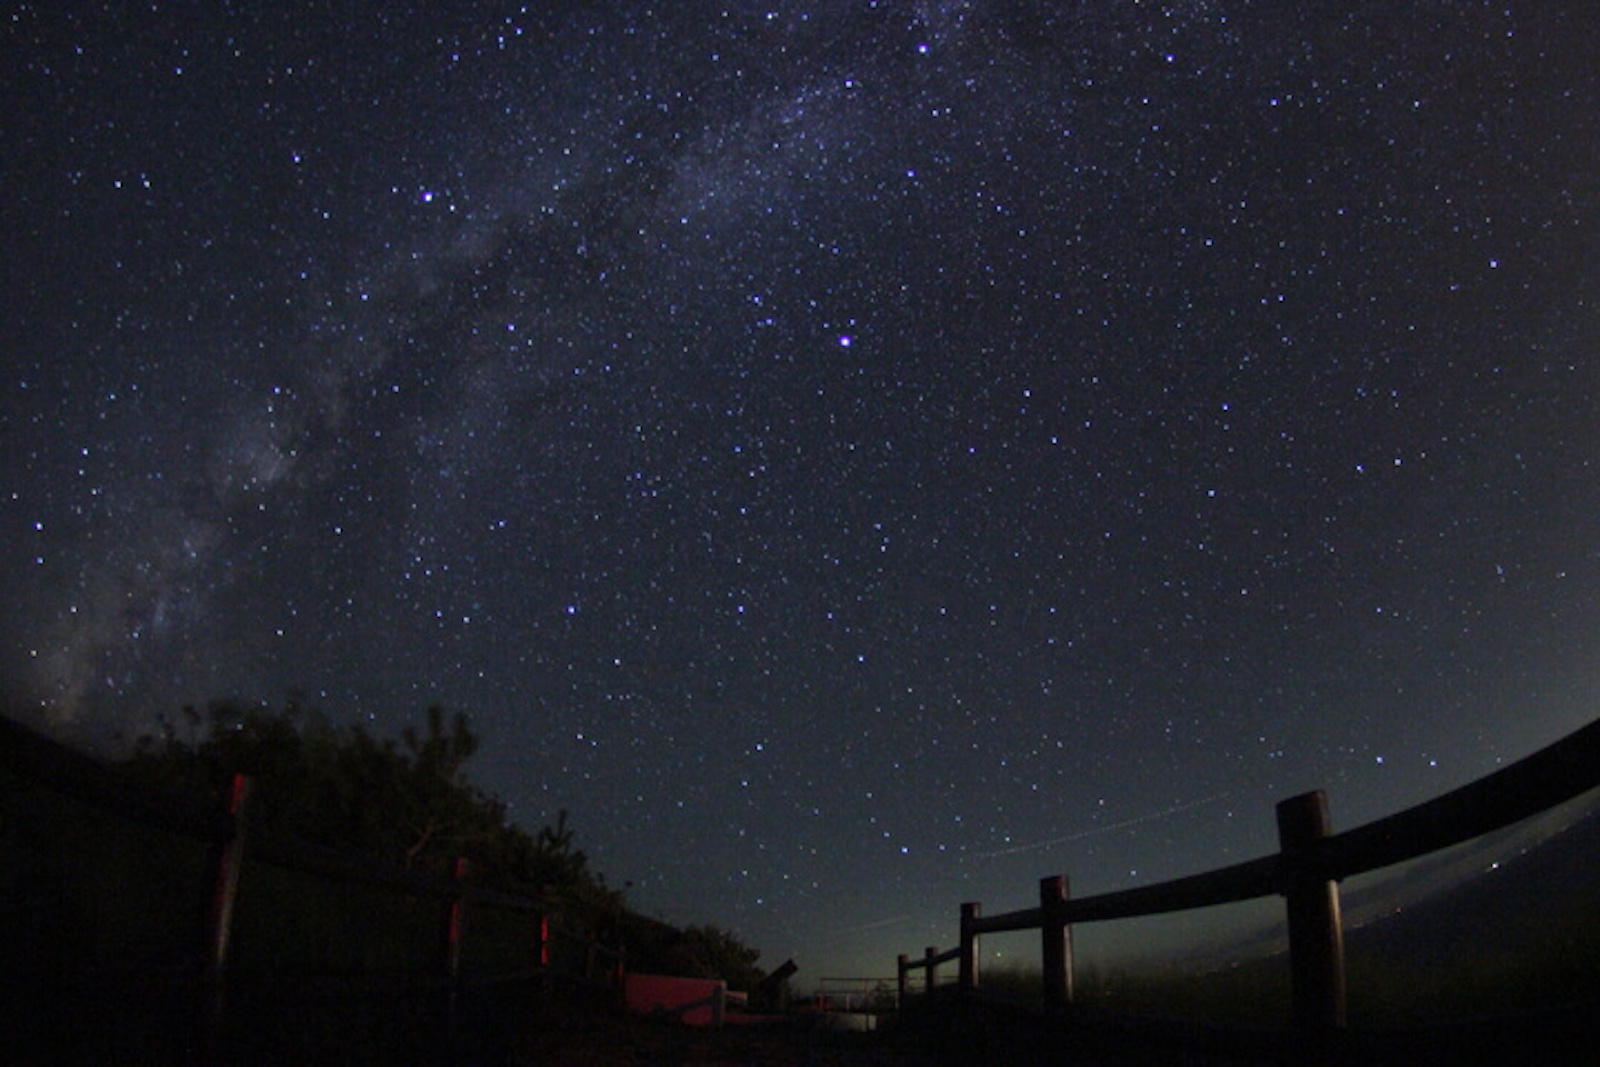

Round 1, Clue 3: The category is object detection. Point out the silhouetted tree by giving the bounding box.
[666,924,764,990]
[126,700,584,886]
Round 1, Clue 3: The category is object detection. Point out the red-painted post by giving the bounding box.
[1277,791,1346,1035]
[959,902,980,992]
[445,857,469,981]
[206,774,253,974]
[445,857,469,1026]
[1040,875,1074,1006]
[204,773,252,1056]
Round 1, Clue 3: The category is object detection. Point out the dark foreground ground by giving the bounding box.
[509,984,1600,1067]
[8,978,1598,1065]
[509,983,1251,1066]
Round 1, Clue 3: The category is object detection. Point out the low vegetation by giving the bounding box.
[32,700,765,988]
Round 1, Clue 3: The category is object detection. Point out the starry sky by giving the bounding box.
[5,2,1600,980]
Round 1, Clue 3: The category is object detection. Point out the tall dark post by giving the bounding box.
[959,902,980,992]
[205,773,252,1056]
[206,774,252,978]
[1040,875,1074,1006]
[924,946,938,993]
[1277,790,1346,1034]
[445,857,469,981]
[898,954,909,1003]
[445,857,469,1025]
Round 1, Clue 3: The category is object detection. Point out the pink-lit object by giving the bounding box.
[623,973,728,1027]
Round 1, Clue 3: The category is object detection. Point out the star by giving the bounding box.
[4,0,1600,984]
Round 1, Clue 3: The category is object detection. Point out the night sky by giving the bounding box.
[6,2,1600,979]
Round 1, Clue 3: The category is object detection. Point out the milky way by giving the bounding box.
[5,2,1600,977]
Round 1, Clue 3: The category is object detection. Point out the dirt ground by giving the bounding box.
[505,982,1600,1066]
[504,985,1269,1066]
[511,988,920,1065]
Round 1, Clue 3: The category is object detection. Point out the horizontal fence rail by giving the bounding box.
[898,716,1600,1035]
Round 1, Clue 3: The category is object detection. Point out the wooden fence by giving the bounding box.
[0,714,584,1062]
[897,716,1600,1035]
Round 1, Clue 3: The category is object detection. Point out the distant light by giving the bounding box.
[838,334,853,347]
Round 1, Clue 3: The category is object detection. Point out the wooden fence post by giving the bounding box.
[445,856,469,1026]
[897,954,909,1003]
[204,773,252,1056]
[1040,875,1074,1006]
[712,980,727,1027]
[445,857,469,982]
[959,902,980,992]
[206,774,252,978]
[924,946,938,993]
[1277,791,1346,1034]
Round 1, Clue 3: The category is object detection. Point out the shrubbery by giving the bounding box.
[121,699,763,985]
